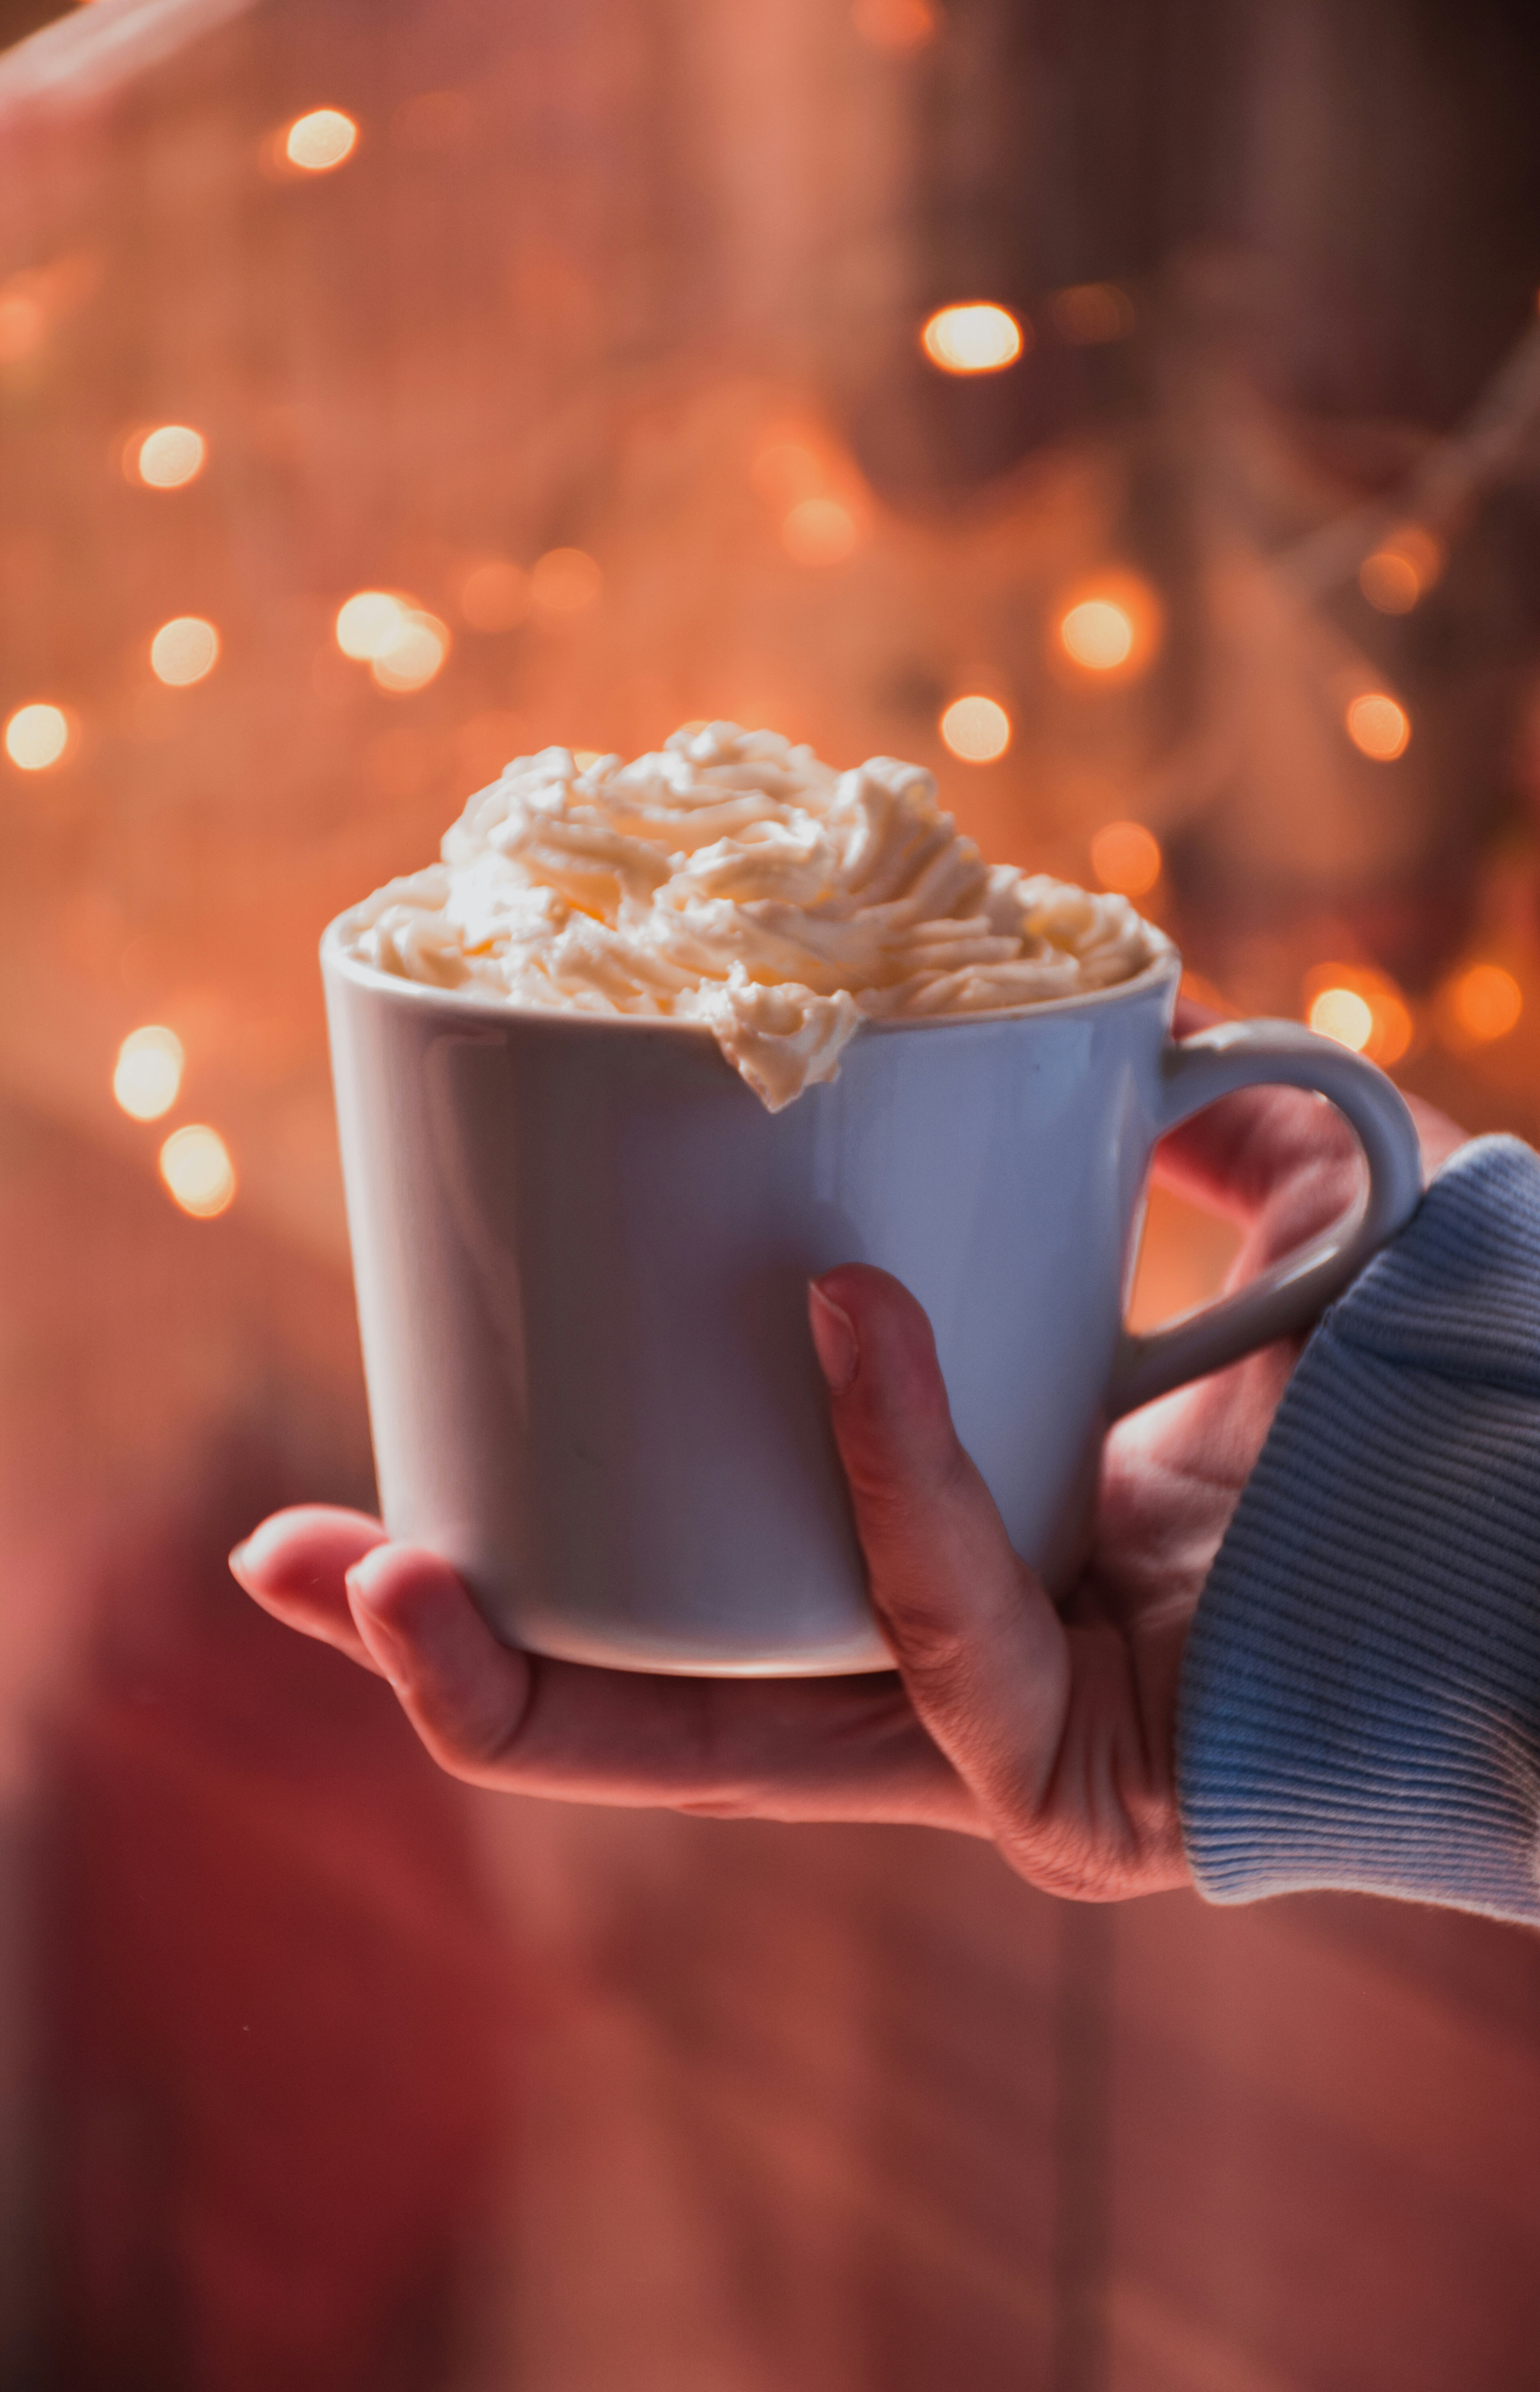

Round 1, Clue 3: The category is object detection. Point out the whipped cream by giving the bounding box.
[343,722,1166,1109]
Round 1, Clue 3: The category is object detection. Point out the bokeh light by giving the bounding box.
[1358,551,1419,613]
[458,559,531,631]
[920,303,1025,374]
[1060,598,1135,671]
[1445,962,1522,1045]
[1359,525,1444,615]
[284,110,358,173]
[531,548,603,615]
[4,702,70,770]
[1090,820,1162,896]
[150,617,220,686]
[1308,987,1375,1052]
[1304,964,1413,1067]
[1344,691,1410,761]
[781,497,861,566]
[852,0,937,50]
[939,694,1011,762]
[335,590,408,660]
[113,1025,183,1121]
[1050,283,1136,344]
[159,1124,236,1218]
[370,611,449,692]
[134,425,206,489]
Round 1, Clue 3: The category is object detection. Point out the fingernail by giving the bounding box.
[345,1560,406,1685]
[227,1541,251,1585]
[808,1280,859,1393]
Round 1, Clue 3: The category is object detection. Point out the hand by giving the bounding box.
[232,1026,1465,1904]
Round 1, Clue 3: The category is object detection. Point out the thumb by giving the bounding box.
[808,1267,1070,1824]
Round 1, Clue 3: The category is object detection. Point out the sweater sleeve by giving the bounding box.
[1177,1133,1540,1926]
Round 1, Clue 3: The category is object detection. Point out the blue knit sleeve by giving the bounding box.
[1178,1134,1540,1926]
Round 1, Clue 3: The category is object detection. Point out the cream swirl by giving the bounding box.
[344,721,1166,1109]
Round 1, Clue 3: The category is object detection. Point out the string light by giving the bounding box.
[283,110,358,173]
[113,1025,183,1121]
[133,425,206,489]
[4,702,70,769]
[939,695,1011,762]
[1050,284,1136,344]
[150,617,219,686]
[1303,964,1412,1067]
[1308,987,1375,1052]
[1359,525,1444,615]
[1344,692,1410,761]
[781,497,860,565]
[531,548,603,614]
[1060,598,1134,671]
[159,1125,236,1218]
[370,612,449,692]
[1444,962,1522,1045]
[335,590,408,659]
[1090,820,1162,896]
[921,304,1026,374]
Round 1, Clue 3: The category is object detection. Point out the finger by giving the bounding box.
[231,1505,389,1671]
[346,1541,982,1832]
[807,1265,1070,1828]
[1151,1075,1363,1236]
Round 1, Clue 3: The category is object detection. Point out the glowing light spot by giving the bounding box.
[113,1025,183,1121]
[1359,552,1418,613]
[370,611,450,693]
[134,425,206,489]
[336,590,408,660]
[1448,962,1522,1045]
[1345,692,1410,761]
[4,702,70,770]
[1358,523,1444,616]
[1060,598,1135,671]
[531,548,603,615]
[458,559,531,631]
[284,109,358,173]
[1090,820,1162,897]
[1304,964,1413,1068]
[781,497,861,566]
[939,694,1011,763]
[1050,283,1136,344]
[150,617,219,687]
[852,0,937,50]
[1308,987,1375,1053]
[921,303,1025,375]
[159,1124,236,1218]
[0,291,45,364]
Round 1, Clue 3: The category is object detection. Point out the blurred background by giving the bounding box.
[2,0,1540,2384]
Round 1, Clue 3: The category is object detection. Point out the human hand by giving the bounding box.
[232,1025,1465,1903]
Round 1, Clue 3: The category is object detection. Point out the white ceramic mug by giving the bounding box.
[321,925,1422,1676]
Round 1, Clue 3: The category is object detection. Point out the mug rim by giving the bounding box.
[319,909,1181,1035]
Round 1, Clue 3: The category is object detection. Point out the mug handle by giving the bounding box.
[1107,1018,1425,1420]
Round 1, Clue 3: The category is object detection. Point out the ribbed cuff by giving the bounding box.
[1178,1135,1540,1926]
